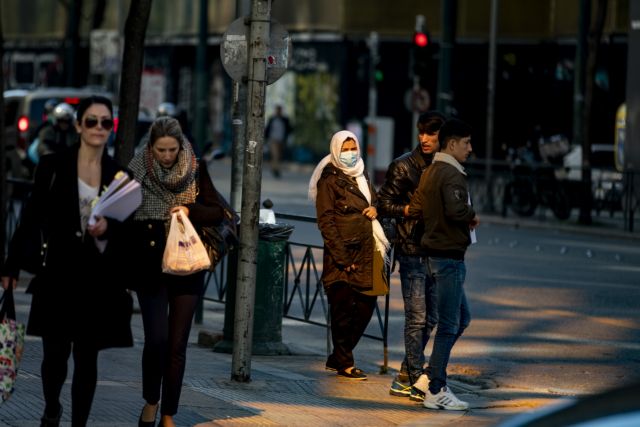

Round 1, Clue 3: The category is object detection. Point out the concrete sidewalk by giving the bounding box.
[1,284,558,427]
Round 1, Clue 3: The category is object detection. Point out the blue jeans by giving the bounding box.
[397,254,438,385]
[427,257,471,393]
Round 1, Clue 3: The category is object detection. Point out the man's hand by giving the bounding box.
[470,214,480,229]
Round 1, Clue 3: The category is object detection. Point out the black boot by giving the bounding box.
[40,407,62,427]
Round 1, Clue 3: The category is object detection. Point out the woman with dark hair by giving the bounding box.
[127,116,224,427]
[1,95,134,427]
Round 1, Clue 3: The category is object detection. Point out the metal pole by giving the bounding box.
[412,16,424,145]
[437,0,456,115]
[230,0,251,212]
[194,0,209,153]
[484,0,499,213]
[365,31,378,171]
[575,0,591,224]
[232,0,271,382]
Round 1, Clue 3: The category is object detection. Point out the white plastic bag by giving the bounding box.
[162,211,211,275]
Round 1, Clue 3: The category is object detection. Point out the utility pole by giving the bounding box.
[232,0,272,382]
[194,0,209,154]
[230,0,251,212]
[484,0,499,213]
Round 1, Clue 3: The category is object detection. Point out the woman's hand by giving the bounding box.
[362,206,378,221]
[170,206,189,218]
[87,215,108,238]
[1,276,17,290]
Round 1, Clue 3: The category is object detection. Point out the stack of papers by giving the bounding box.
[89,171,142,225]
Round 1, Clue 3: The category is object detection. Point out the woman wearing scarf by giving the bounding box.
[127,117,224,427]
[309,130,390,380]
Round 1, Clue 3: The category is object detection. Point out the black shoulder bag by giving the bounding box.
[200,189,240,270]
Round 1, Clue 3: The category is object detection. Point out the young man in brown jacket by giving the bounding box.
[409,118,479,410]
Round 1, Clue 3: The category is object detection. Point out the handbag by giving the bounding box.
[162,211,212,275]
[360,249,390,297]
[199,190,239,270]
[0,288,26,403]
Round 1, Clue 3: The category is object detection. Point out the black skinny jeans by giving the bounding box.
[41,336,99,427]
[137,285,199,416]
[326,282,377,371]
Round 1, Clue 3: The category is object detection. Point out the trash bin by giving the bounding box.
[213,223,294,355]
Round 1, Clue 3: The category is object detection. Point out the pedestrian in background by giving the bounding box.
[127,116,224,427]
[308,130,390,380]
[408,118,479,410]
[378,111,446,401]
[1,95,133,427]
[264,104,292,178]
[26,102,77,170]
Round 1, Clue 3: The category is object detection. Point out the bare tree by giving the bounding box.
[114,0,153,167]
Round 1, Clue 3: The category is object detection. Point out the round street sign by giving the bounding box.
[221,17,291,85]
[404,87,431,113]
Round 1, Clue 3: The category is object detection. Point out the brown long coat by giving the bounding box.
[315,164,376,293]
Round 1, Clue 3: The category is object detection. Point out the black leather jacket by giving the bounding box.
[377,146,433,256]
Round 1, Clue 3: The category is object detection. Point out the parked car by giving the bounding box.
[3,86,114,179]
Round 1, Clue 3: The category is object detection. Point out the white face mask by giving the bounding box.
[339,151,358,168]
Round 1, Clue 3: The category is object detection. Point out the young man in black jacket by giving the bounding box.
[377,111,446,401]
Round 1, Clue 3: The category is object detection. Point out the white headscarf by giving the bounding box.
[308,130,390,262]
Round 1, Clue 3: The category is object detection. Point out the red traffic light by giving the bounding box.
[414,32,429,47]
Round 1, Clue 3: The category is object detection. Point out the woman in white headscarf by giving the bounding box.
[309,130,390,380]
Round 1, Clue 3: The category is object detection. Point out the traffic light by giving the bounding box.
[413,31,429,48]
[412,15,431,84]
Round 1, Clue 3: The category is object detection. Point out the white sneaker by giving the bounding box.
[423,386,469,411]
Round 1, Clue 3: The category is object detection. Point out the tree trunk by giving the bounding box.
[63,0,82,87]
[114,0,153,167]
[0,2,7,260]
